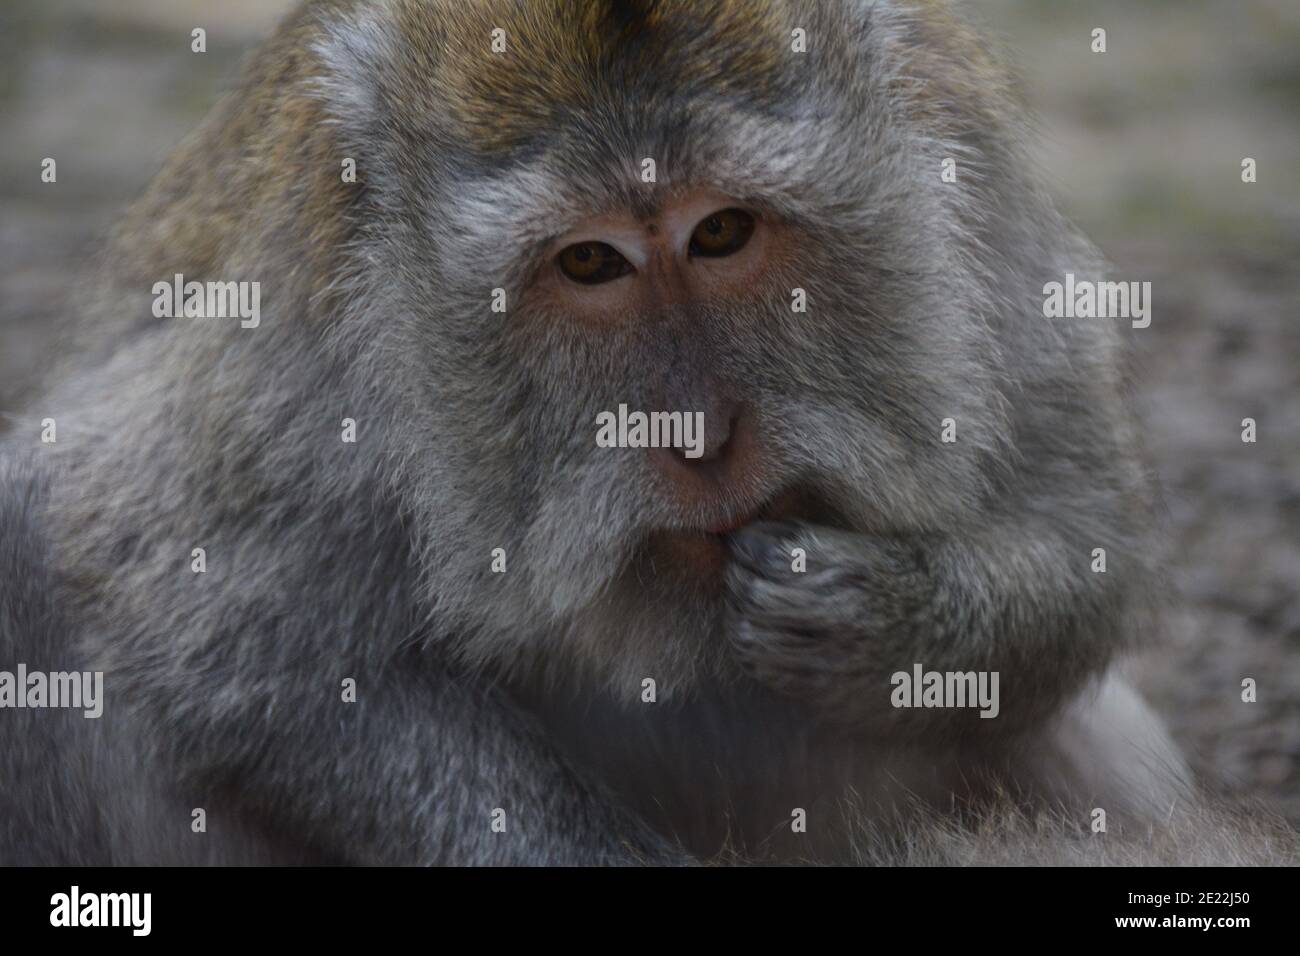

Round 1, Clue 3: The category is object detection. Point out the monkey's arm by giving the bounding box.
[148,650,681,865]
[223,663,680,864]
[723,505,1145,735]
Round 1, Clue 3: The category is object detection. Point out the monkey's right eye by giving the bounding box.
[557,242,632,284]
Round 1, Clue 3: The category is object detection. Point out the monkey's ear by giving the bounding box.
[309,4,399,131]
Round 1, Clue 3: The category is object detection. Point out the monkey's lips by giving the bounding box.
[699,484,821,535]
[645,487,817,584]
[700,509,764,536]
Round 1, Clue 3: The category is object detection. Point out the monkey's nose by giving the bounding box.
[666,403,740,464]
[651,400,755,495]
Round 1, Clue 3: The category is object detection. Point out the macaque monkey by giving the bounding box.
[0,0,1192,865]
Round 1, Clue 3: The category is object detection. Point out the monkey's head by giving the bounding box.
[305,0,1021,692]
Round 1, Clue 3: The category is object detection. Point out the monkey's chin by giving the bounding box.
[640,530,731,597]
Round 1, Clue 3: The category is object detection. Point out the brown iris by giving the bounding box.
[557,242,632,284]
[689,208,754,258]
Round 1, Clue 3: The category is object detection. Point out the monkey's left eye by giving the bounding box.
[557,242,632,284]
[688,208,755,258]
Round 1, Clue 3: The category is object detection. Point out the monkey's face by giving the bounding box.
[321,1,1010,689]
[535,190,788,571]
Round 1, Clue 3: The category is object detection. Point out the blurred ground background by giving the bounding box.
[1,1,1297,822]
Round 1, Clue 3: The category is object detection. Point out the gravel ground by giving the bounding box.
[1,1,1297,822]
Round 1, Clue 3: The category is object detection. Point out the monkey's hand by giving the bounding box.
[723,516,1127,736]
[724,521,930,728]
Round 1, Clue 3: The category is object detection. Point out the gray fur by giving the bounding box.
[0,0,1197,864]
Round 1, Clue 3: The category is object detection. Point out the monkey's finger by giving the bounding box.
[728,521,807,576]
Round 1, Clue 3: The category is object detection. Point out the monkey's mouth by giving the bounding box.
[699,507,766,536]
[706,483,839,535]
[640,484,839,585]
